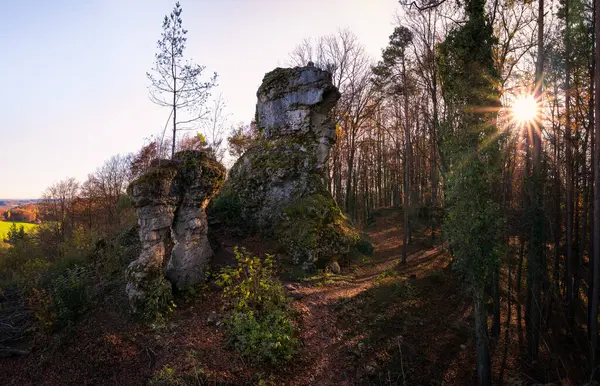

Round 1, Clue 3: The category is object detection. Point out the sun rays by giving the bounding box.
[511,94,538,125]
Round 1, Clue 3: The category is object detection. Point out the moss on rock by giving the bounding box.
[126,261,173,319]
[172,150,226,206]
[126,150,226,314]
[277,192,361,267]
[127,162,178,207]
[212,64,370,267]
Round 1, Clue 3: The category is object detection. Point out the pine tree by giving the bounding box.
[147,2,217,158]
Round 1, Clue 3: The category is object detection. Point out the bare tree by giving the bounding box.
[88,154,132,230]
[590,0,600,370]
[201,94,229,162]
[39,178,80,256]
[289,29,378,219]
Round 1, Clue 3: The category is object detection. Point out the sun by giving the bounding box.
[511,94,538,124]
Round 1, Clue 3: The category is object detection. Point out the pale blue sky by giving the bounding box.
[1,0,398,198]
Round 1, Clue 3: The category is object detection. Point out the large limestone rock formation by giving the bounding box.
[213,63,367,267]
[256,63,339,170]
[127,150,225,312]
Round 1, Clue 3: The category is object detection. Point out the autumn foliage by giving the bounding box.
[3,206,38,223]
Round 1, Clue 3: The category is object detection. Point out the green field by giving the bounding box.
[0,221,38,239]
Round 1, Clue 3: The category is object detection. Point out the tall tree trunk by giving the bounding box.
[474,288,492,386]
[517,233,525,348]
[527,0,545,361]
[546,129,561,325]
[402,56,411,264]
[431,72,439,242]
[590,0,600,371]
[554,119,562,305]
[574,129,590,324]
[345,127,357,217]
[491,267,501,339]
[500,257,512,383]
[564,0,575,328]
[588,18,596,341]
[172,72,177,159]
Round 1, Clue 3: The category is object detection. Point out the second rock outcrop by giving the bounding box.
[127,150,225,312]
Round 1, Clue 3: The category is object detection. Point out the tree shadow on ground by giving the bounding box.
[332,254,478,385]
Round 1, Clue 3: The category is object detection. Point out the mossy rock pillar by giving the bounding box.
[126,151,225,312]
[212,63,368,267]
[126,161,177,313]
[167,151,225,288]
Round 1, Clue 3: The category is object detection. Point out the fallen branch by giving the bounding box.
[0,287,34,345]
[0,347,30,358]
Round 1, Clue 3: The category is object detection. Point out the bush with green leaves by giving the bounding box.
[149,363,217,386]
[50,265,90,327]
[208,193,245,229]
[217,247,299,365]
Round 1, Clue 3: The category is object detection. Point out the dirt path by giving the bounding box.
[283,208,474,386]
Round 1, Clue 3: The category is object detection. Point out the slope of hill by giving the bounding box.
[0,199,40,215]
[0,208,584,385]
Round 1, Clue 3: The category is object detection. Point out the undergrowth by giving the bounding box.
[149,364,221,386]
[0,224,139,335]
[49,265,90,327]
[217,247,300,365]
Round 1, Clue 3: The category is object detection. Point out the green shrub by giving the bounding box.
[390,280,415,300]
[27,287,56,333]
[0,236,44,286]
[208,193,245,228]
[94,225,140,275]
[16,258,52,289]
[375,268,399,283]
[140,279,176,324]
[149,364,178,385]
[217,247,299,365]
[50,265,90,327]
[149,363,217,386]
[356,234,374,256]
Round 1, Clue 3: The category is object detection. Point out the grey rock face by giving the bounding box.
[126,151,225,311]
[126,163,177,311]
[213,65,366,267]
[328,261,341,275]
[166,151,223,289]
[256,66,340,169]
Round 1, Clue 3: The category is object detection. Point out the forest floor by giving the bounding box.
[0,207,577,385]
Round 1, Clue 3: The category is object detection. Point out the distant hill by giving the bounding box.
[0,199,41,223]
[0,199,40,207]
[0,199,40,212]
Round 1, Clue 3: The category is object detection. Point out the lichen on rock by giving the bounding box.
[212,64,368,267]
[126,150,225,313]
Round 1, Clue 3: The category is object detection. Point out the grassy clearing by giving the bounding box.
[0,221,38,238]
